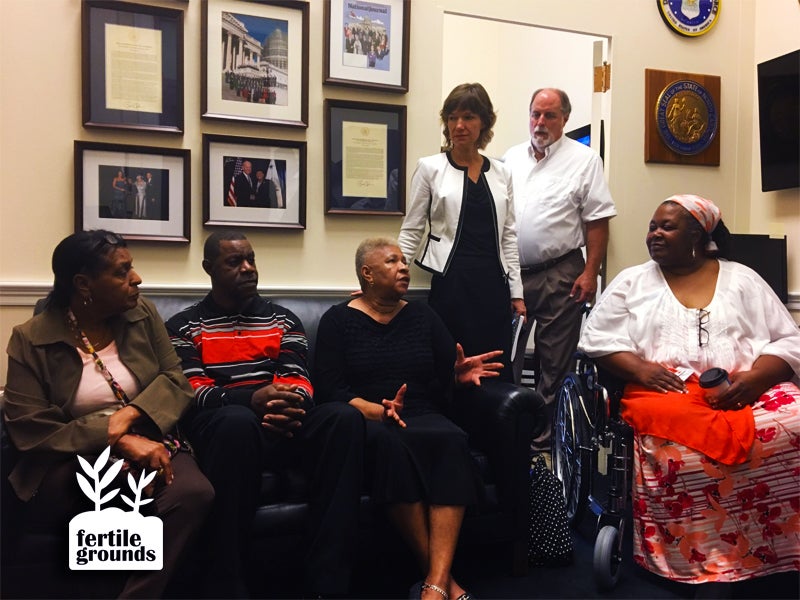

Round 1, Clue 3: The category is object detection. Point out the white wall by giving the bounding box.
[1,0,798,386]
[749,1,800,277]
[441,14,603,155]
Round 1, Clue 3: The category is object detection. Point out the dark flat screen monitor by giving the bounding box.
[566,124,591,147]
[757,50,800,192]
[727,233,788,303]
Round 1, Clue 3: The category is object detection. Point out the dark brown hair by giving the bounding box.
[440,83,497,151]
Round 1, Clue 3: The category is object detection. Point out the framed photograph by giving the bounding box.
[324,0,409,93]
[74,141,190,243]
[202,0,309,127]
[325,99,406,216]
[82,1,184,133]
[203,134,307,230]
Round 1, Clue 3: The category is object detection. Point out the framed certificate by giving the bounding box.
[324,99,406,216]
[81,1,184,133]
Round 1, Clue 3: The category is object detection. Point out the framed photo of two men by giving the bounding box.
[81,1,184,133]
[203,134,307,230]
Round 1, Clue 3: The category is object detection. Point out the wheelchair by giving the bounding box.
[551,352,633,591]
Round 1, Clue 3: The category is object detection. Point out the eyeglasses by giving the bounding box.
[697,308,710,347]
[91,232,124,253]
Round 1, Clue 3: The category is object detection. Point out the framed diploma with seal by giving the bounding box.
[645,69,720,166]
[82,1,184,133]
[657,0,721,37]
[324,99,406,216]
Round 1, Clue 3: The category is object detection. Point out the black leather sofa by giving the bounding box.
[1,289,545,598]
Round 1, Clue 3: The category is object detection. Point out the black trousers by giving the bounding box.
[185,402,365,597]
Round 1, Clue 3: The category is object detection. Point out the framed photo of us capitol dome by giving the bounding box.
[202,0,309,127]
[644,68,721,166]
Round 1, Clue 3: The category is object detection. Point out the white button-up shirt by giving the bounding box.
[503,135,616,266]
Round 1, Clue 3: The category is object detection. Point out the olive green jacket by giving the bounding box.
[4,296,193,501]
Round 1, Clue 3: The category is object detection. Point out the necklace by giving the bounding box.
[66,308,130,406]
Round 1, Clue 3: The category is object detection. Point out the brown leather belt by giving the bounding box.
[520,248,582,274]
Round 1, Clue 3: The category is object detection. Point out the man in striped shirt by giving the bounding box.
[166,231,364,598]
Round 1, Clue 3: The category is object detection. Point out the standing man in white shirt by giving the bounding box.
[503,87,616,452]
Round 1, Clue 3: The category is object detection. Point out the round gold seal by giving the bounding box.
[656,80,718,155]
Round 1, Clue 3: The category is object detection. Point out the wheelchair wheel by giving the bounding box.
[594,524,623,591]
[552,372,592,525]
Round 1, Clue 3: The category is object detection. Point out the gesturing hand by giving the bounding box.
[251,383,306,437]
[454,343,504,386]
[381,384,407,428]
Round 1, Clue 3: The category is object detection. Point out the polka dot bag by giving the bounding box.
[528,453,574,566]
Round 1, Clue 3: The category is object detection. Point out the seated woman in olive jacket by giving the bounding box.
[4,230,213,598]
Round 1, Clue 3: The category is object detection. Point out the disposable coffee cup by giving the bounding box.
[699,367,730,401]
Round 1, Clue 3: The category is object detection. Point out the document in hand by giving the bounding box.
[510,312,525,362]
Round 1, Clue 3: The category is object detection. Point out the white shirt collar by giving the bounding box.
[528,135,566,161]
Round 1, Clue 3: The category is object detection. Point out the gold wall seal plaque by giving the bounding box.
[645,69,720,166]
[656,80,718,155]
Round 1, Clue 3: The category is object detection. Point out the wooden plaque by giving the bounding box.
[645,69,721,166]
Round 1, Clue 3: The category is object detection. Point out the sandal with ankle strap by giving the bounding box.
[421,582,449,600]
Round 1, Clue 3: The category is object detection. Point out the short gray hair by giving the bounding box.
[529,87,572,118]
[355,237,398,290]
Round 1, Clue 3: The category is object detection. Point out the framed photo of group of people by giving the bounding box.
[323,0,410,93]
[201,0,310,128]
[77,0,411,239]
[74,141,191,243]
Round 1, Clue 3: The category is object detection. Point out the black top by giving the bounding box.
[452,174,499,265]
[313,301,456,417]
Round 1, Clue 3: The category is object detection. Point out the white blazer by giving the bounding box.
[398,152,523,298]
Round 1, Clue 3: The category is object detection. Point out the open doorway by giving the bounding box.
[441,12,610,165]
[441,13,612,383]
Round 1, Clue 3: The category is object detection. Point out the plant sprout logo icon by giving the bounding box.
[76,446,155,513]
[69,446,163,571]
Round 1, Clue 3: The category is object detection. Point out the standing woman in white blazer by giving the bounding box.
[398,83,526,382]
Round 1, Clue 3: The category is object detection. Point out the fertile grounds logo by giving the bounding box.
[68,446,163,570]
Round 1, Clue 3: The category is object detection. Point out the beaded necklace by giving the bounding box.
[66,308,130,406]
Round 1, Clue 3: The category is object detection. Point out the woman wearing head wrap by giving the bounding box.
[579,196,800,594]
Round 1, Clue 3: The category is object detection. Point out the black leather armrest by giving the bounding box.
[450,382,545,510]
[454,381,545,441]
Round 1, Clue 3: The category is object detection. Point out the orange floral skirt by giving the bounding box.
[631,382,800,583]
